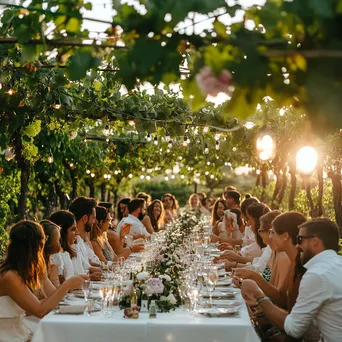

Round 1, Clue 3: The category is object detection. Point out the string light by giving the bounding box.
[296,146,318,175]
[102,124,111,136]
[146,133,152,142]
[183,135,188,147]
[203,126,209,133]
[140,175,145,179]
[90,173,95,178]
[215,133,220,141]
[232,147,237,152]
[244,122,255,129]
[153,136,158,145]
[7,89,16,95]
[47,151,54,163]
[69,163,74,167]
[171,174,175,179]
[128,173,133,178]
[256,133,275,160]
[168,140,173,148]
[204,143,209,154]
[52,103,61,109]
[166,129,170,142]
[106,138,109,142]
[164,176,169,181]
[128,120,135,126]
[215,141,220,150]
[86,169,91,174]
[180,175,185,179]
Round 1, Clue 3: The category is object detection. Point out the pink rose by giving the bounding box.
[146,278,164,294]
[195,67,233,97]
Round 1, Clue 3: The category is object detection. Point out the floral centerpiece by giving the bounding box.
[120,212,209,312]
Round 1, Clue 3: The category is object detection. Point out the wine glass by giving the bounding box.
[82,280,92,303]
[206,266,219,308]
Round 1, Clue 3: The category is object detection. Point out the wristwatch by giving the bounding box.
[256,295,270,305]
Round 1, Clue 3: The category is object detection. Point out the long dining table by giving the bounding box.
[32,295,261,342]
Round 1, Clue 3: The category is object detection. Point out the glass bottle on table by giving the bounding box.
[130,274,138,308]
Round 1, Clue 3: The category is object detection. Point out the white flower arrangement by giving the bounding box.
[136,271,150,281]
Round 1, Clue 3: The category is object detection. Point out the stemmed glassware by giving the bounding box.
[82,280,92,303]
[206,265,219,308]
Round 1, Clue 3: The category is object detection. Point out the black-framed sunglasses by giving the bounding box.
[296,235,317,245]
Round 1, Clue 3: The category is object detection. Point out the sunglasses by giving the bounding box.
[296,235,317,245]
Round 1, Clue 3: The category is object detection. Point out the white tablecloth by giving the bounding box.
[32,304,260,342]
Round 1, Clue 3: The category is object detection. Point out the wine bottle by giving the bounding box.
[140,288,148,312]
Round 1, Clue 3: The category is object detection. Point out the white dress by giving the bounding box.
[0,296,35,342]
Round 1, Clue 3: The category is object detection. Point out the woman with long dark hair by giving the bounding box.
[0,220,85,340]
[146,200,165,232]
[40,220,62,288]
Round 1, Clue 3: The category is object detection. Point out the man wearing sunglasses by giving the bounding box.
[241,218,342,342]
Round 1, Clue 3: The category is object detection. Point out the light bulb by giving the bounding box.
[146,133,152,142]
[128,120,135,126]
[204,143,209,154]
[180,175,185,179]
[128,173,133,178]
[69,163,74,167]
[90,173,95,178]
[104,174,108,179]
[168,140,173,148]
[52,103,61,109]
[215,133,220,141]
[203,126,209,133]
[102,124,111,136]
[215,141,220,150]
[296,146,318,175]
[7,89,16,96]
[166,129,170,142]
[107,174,111,180]
[164,176,169,181]
[183,136,188,147]
[86,169,90,174]
[47,153,53,163]
[154,136,158,145]
[244,121,255,129]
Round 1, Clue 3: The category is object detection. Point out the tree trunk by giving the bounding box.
[14,133,30,220]
[315,163,324,217]
[44,182,56,218]
[271,168,281,209]
[64,161,78,199]
[277,168,288,207]
[304,179,315,218]
[328,166,342,231]
[113,188,118,212]
[193,181,198,194]
[86,179,95,198]
[288,161,297,211]
[260,164,267,202]
[107,189,111,202]
[54,179,67,209]
[255,173,260,187]
[100,182,106,202]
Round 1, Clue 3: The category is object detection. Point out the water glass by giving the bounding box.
[82,280,92,303]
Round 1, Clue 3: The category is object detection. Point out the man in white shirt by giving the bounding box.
[241,218,342,342]
[116,198,151,243]
[69,196,102,280]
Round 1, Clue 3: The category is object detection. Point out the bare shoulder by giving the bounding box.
[142,215,151,223]
[0,270,24,294]
[107,230,119,241]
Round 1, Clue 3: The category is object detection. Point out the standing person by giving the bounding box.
[242,218,342,342]
[146,199,165,232]
[0,221,85,341]
[162,193,179,220]
[69,196,101,265]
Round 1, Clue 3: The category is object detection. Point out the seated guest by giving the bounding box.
[218,203,270,267]
[188,193,202,209]
[162,193,179,220]
[116,199,151,243]
[224,190,240,209]
[40,220,63,288]
[136,192,152,207]
[197,192,207,203]
[233,210,290,289]
[49,210,102,281]
[91,206,117,263]
[69,196,101,265]
[146,199,165,232]
[0,221,85,341]
[116,197,131,224]
[201,196,213,215]
[242,218,342,342]
[211,198,227,236]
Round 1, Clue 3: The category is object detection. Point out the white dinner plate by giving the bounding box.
[198,307,240,317]
[72,290,102,300]
[202,290,237,299]
[216,279,233,286]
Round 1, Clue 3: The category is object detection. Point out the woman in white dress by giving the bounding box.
[40,220,63,287]
[48,210,98,280]
[0,220,85,341]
